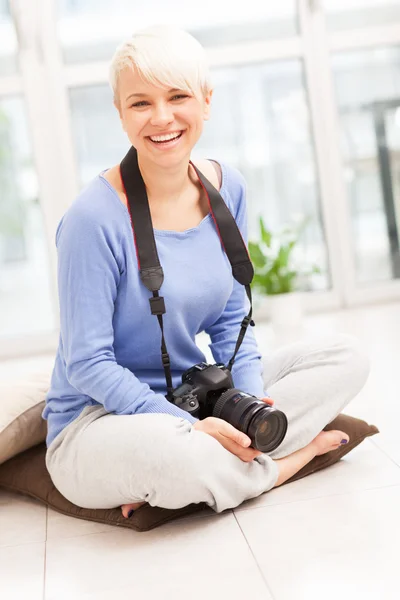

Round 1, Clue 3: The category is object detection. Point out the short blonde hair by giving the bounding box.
[109,25,213,103]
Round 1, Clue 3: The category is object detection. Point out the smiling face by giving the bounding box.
[114,66,212,165]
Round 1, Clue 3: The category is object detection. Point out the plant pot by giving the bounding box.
[268,291,303,336]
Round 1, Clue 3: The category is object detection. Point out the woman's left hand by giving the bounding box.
[260,396,274,406]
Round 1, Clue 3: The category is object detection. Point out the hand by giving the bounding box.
[193,416,262,462]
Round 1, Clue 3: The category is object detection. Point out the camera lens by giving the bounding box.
[213,388,288,453]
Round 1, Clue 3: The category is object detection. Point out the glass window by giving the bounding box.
[196,61,329,293]
[69,84,129,185]
[324,0,400,31]
[0,0,18,76]
[56,0,297,64]
[68,60,329,292]
[331,47,400,284]
[0,97,56,337]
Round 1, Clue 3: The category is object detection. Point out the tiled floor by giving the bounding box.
[1,301,399,600]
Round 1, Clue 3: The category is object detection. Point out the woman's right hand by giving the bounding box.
[193,417,262,463]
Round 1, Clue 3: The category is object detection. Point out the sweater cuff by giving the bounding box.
[164,401,199,424]
[231,363,266,399]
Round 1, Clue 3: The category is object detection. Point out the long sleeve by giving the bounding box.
[205,169,265,398]
[56,204,197,423]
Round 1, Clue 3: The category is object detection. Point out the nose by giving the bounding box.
[150,101,174,128]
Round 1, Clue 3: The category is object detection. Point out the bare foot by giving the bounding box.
[312,430,350,456]
[121,501,147,518]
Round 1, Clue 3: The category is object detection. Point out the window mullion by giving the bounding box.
[10,0,81,332]
[10,0,58,316]
[329,22,400,52]
[63,37,303,90]
[36,0,80,217]
[299,0,355,307]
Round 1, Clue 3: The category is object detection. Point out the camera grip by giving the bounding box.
[177,395,201,418]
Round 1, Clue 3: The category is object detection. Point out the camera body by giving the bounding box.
[170,362,233,419]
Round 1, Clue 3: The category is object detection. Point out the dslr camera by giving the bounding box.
[170,362,288,453]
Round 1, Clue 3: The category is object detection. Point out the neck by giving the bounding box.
[137,154,196,205]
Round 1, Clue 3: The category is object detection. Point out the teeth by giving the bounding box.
[149,131,182,142]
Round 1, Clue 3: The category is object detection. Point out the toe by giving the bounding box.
[338,430,350,444]
[121,503,137,518]
[121,501,147,518]
[331,430,349,445]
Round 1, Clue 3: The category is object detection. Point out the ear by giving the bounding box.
[203,89,213,121]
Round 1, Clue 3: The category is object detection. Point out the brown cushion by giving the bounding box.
[0,413,379,532]
[284,412,379,484]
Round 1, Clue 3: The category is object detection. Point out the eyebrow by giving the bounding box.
[126,88,182,101]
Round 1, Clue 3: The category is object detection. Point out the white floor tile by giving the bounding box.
[0,542,45,600]
[46,508,118,540]
[56,575,270,600]
[371,434,400,468]
[353,394,400,466]
[234,439,400,512]
[337,350,400,466]
[0,490,47,547]
[235,485,400,600]
[44,512,272,600]
[46,503,218,541]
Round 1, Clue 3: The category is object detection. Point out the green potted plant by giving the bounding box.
[248,215,321,333]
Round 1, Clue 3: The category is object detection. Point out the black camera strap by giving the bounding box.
[120,146,255,399]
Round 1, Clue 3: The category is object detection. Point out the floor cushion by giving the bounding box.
[0,373,50,465]
[0,413,379,532]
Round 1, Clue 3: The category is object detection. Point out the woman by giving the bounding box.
[43,25,369,519]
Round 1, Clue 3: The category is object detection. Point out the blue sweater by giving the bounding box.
[42,160,266,447]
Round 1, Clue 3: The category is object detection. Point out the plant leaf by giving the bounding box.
[248,241,267,268]
[259,217,272,247]
[277,240,296,268]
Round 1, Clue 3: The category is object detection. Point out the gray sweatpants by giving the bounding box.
[45,334,369,514]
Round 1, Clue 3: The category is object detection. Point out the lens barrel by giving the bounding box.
[213,389,288,453]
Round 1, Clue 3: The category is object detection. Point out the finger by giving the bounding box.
[218,421,251,447]
[261,397,274,405]
[239,448,262,462]
[240,453,261,463]
[236,448,263,462]
[219,433,261,462]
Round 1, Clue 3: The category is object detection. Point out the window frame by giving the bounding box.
[2,0,400,358]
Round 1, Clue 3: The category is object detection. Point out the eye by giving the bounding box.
[131,94,189,108]
[171,94,189,101]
